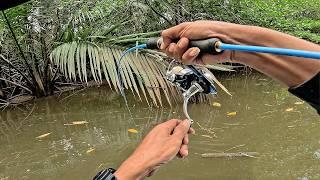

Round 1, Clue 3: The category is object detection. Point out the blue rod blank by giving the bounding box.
[220,43,320,60]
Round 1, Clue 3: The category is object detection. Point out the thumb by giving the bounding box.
[172,120,191,139]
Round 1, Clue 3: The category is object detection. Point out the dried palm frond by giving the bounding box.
[51,42,181,106]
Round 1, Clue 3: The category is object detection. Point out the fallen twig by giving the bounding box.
[0,78,32,94]
[196,122,217,137]
[201,152,259,158]
[224,144,246,152]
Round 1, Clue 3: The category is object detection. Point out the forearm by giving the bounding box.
[210,22,320,87]
[114,156,149,180]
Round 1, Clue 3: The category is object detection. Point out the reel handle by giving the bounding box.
[146,37,223,55]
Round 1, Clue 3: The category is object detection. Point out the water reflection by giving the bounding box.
[0,73,319,180]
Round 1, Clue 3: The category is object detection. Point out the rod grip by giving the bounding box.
[146,37,223,55]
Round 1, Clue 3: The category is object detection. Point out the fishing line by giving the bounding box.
[117,44,147,116]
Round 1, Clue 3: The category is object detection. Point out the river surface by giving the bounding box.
[0,73,319,180]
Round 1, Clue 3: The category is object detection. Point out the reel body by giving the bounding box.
[165,62,218,123]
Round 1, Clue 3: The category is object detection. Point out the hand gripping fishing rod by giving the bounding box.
[146,37,320,60]
[145,37,320,122]
[119,37,320,123]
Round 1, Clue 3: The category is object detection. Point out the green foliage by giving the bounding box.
[291,31,320,44]
[234,0,320,42]
[104,0,320,43]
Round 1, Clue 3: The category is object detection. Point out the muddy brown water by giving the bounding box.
[0,73,319,180]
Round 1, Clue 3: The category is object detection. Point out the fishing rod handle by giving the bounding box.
[146,37,223,55]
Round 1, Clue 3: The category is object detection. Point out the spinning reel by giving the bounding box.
[165,61,218,123]
[146,37,230,123]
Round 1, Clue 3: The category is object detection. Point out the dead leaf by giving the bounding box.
[285,108,294,112]
[212,102,222,108]
[36,133,51,139]
[294,102,304,105]
[227,112,237,116]
[64,121,88,126]
[128,129,138,134]
[86,148,95,154]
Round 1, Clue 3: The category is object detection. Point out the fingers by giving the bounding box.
[164,37,189,60]
[183,134,189,145]
[179,144,189,157]
[160,119,181,135]
[166,43,176,58]
[179,134,190,158]
[181,47,201,64]
[173,38,189,60]
[166,47,231,65]
[160,119,195,136]
[161,22,191,50]
[172,120,191,139]
[188,127,195,135]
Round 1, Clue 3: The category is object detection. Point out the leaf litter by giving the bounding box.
[36,133,51,139]
[64,121,89,126]
[128,129,138,134]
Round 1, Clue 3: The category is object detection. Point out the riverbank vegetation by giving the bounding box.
[0,0,319,108]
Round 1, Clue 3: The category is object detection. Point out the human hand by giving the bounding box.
[160,21,239,65]
[114,119,194,180]
[161,21,320,88]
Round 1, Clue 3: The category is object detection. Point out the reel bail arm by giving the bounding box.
[182,83,204,124]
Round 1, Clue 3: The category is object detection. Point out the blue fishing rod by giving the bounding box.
[145,37,320,60]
